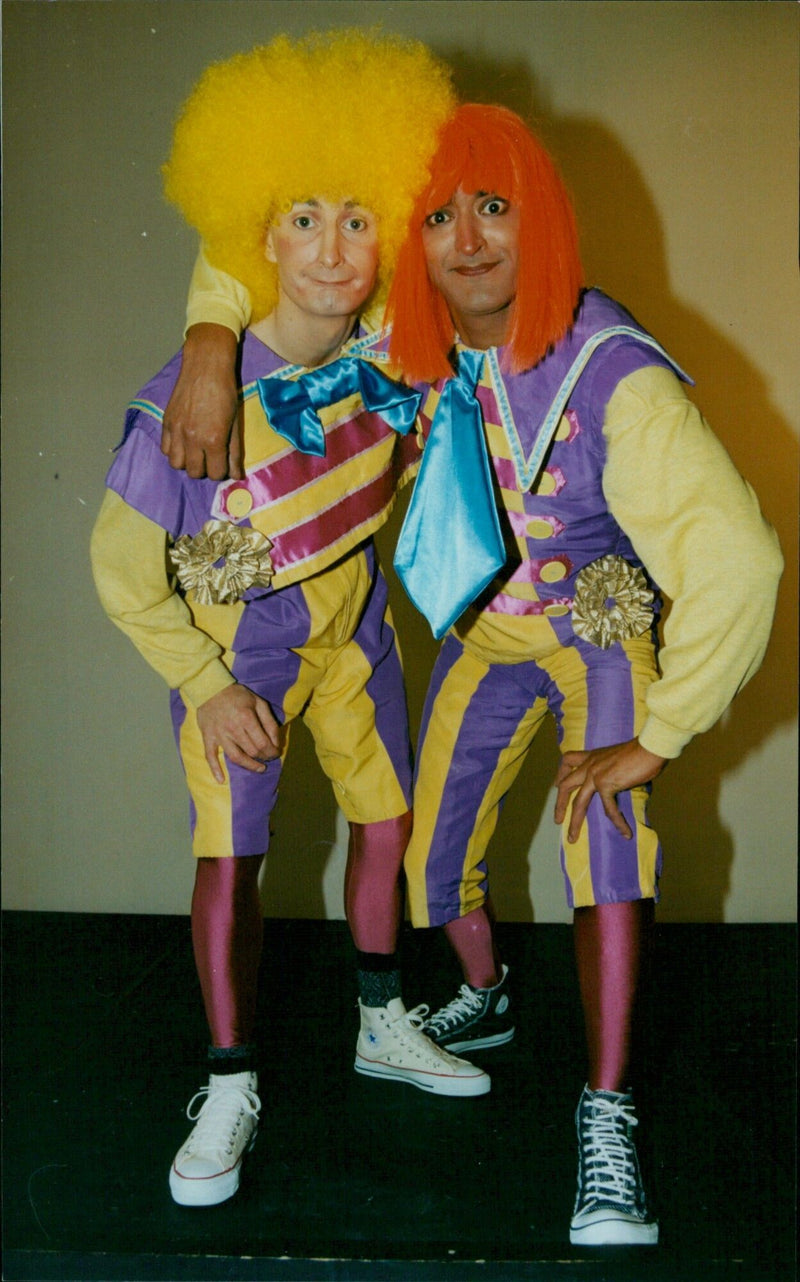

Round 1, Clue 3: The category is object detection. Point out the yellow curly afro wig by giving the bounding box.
[163,29,456,320]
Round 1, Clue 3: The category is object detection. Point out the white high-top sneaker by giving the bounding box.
[169,1070,260,1207]
[355,998,491,1096]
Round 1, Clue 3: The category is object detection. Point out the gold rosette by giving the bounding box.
[571,555,654,649]
[169,519,274,605]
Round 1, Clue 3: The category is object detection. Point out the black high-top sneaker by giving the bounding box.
[423,964,515,1052]
[569,1084,658,1246]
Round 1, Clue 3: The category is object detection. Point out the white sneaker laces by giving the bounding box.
[401,1003,431,1031]
[390,1004,462,1064]
[581,1097,639,1203]
[184,1082,261,1157]
[424,984,483,1035]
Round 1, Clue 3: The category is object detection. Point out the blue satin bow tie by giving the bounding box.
[256,357,421,456]
[393,349,506,640]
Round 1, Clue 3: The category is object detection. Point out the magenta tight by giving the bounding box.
[191,810,412,1048]
[573,899,653,1093]
[443,896,653,1093]
[443,899,503,988]
[191,855,265,1049]
[344,811,412,954]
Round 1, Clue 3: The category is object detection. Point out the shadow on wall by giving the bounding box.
[262,50,795,927]
[547,113,797,923]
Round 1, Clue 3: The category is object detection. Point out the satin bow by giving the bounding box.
[256,357,421,456]
[393,349,506,640]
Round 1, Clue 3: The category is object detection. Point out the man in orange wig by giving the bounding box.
[381,103,781,1247]
[162,103,781,1246]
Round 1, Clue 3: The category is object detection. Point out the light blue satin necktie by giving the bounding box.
[256,357,421,456]
[393,349,506,640]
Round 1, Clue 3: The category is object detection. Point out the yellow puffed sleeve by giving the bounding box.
[90,489,236,708]
[602,366,783,758]
[185,244,252,337]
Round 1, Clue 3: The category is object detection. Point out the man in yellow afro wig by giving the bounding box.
[92,28,491,1212]
[163,28,455,322]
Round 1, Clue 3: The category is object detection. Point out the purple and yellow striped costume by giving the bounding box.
[104,328,417,857]
[406,291,689,923]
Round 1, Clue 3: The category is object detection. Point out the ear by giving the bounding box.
[264,226,277,264]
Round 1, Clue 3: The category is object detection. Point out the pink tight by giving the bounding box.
[191,855,264,1049]
[191,810,412,1048]
[443,897,653,1092]
[344,811,412,954]
[443,899,503,988]
[573,899,654,1092]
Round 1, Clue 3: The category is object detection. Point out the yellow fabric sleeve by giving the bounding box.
[184,245,252,336]
[90,489,236,708]
[602,366,783,759]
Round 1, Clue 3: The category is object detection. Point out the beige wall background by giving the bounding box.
[2,0,797,922]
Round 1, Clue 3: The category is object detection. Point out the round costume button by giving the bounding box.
[543,603,570,617]
[226,487,253,518]
[527,518,553,540]
[535,471,556,496]
[539,560,567,583]
[555,417,571,441]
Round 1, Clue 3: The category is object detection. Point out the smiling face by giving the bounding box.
[420,188,520,350]
[266,198,380,322]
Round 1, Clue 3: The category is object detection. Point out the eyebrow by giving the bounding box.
[430,191,496,209]
[292,199,364,210]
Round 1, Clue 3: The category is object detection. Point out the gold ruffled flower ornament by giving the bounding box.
[169,520,274,605]
[571,555,654,649]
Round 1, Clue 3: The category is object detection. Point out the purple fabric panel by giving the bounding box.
[239,322,382,383]
[170,685,189,742]
[238,330,287,383]
[108,348,219,536]
[218,621,307,856]
[226,603,303,857]
[491,289,685,461]
[121,348,184,435]
[420,638,538,926]
[563,641,660,906]
[169,683,283,857]
[355,548,413,806]
[167,587,311,854]
[414,632,462,780]
[107,334,279,539]
[478,294,684,623]
[417,635,662,921]
[106,420,219,538]
[578,337,690,438]
[228,758,282,857]
[169,687,198,844]
[229,581,314,662]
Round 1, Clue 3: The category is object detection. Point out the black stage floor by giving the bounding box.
[2,913,796,1282]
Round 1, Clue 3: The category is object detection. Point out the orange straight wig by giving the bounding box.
[386,103,584,381]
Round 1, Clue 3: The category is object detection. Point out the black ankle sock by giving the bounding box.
[356,952,402,1008]
[207,1043,257,1076]
[355,950,399,972]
